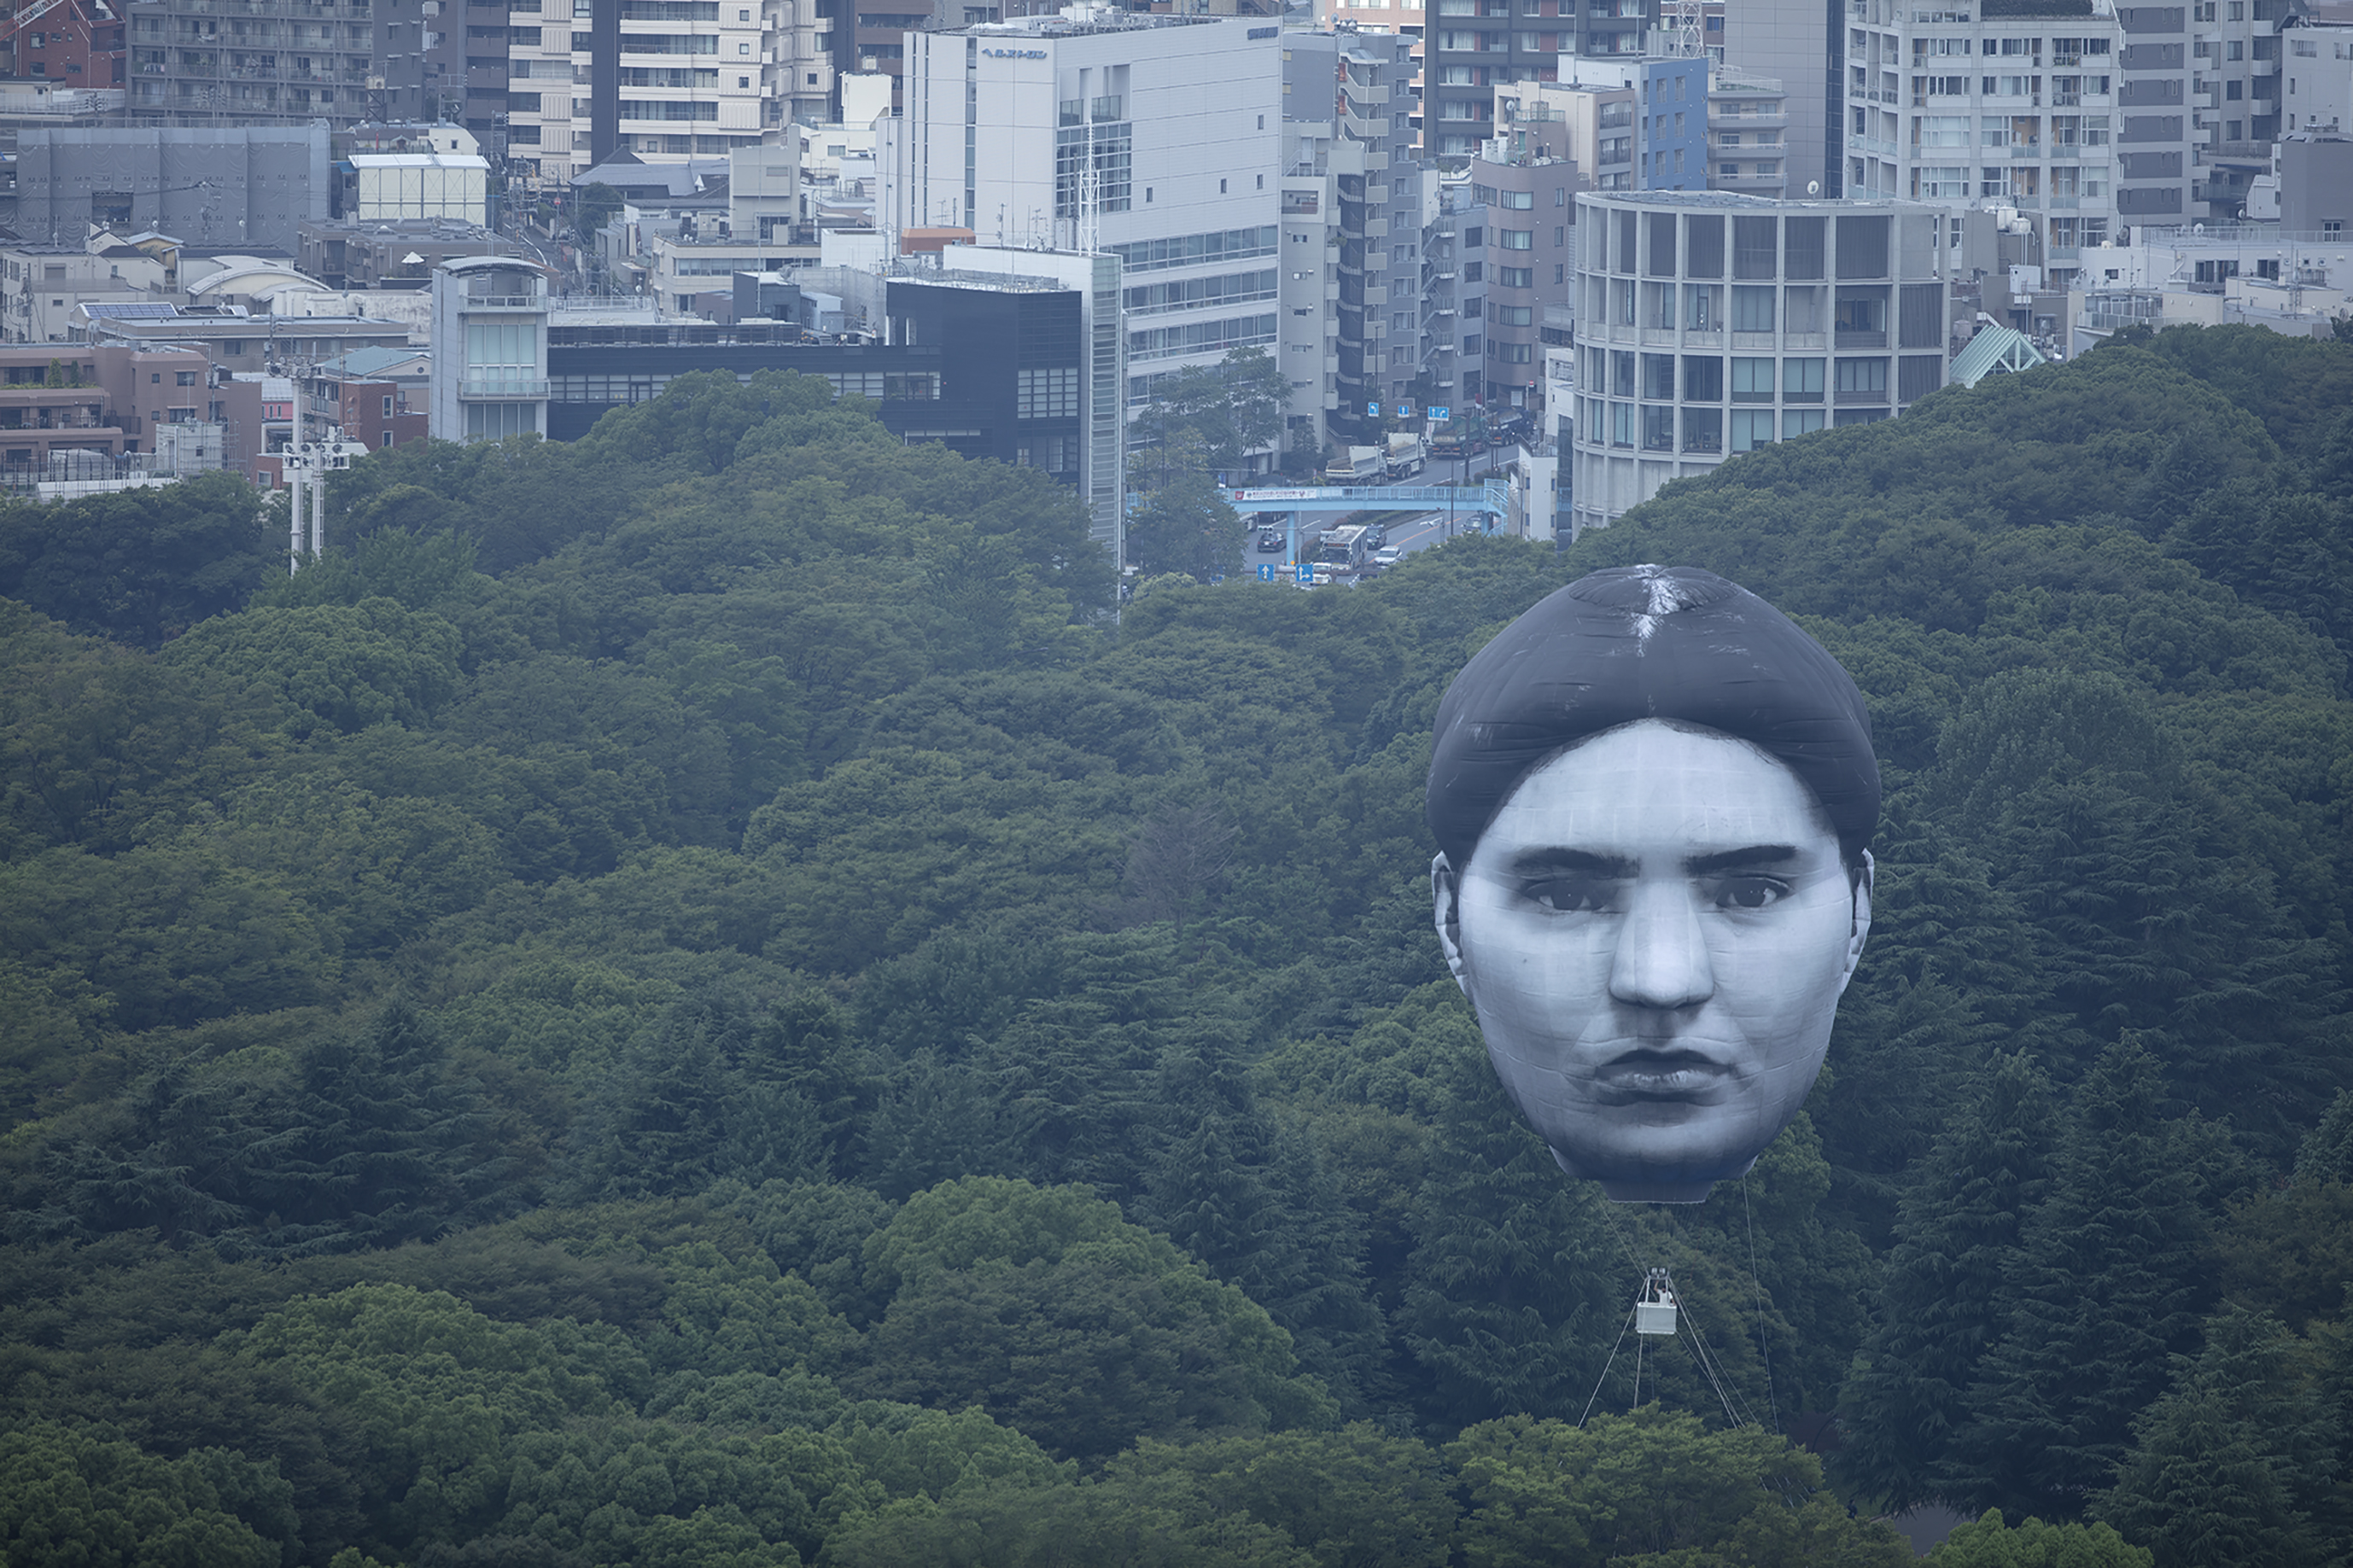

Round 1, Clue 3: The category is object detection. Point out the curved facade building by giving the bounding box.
[1567,189,1952,536]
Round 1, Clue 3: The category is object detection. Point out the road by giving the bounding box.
[1237,449,1515,586]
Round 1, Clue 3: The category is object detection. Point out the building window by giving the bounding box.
[1783,356,1825,401]
[1835,355,1888,394]
[1731,285,1774,331]
[1017,365,1079,418]
[1729,407,1775,451]
[1641,403,1675,450]
[1783,407,1825,437]
[1731,356,1773,401]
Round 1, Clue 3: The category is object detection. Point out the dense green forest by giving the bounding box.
[2,329,2350,1567]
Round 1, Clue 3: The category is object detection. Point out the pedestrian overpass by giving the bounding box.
[1223,482,1510,572]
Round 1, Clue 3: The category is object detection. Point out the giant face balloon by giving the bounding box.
[1428,566,1877,1203]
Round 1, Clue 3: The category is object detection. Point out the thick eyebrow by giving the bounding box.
[1683,845,1801,877]
[1500,845,1810,879]
[1504,848,1637,878]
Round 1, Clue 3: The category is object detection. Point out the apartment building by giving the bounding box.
[1708,65,1789,195]
[1312,0,1428,149]
[1567,189,1950,533]
[2,0,126,88]
[887,12,1281,416]
[1423,179,1488,411]
[1282,29,1425,452]
[1429,0,1630,160]
[1724,0,1842,195]
[1828,0,2126,282]
[2286,12,2353,135]
[0,341,212,474]
[1732,0,2286,230]
[505,0,774,188]
[120,0,469,129]
[1468,137,1578,405]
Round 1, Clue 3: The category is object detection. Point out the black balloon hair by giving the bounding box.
[1427,564,1879,869]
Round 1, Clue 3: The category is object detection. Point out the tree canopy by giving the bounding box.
[3,326,2352,1565]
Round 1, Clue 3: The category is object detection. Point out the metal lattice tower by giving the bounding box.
[1661,0,1705,58]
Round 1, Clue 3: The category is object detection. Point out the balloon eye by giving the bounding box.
[1525,878,1611,912]
[1715,878,1786,911]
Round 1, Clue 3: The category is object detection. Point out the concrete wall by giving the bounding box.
[14,125,330,252]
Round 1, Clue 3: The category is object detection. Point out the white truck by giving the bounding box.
[1317,523,1376,575]
[1323,446,1384,484]
[1384,432,1428,479]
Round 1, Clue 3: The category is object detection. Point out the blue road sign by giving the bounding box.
[1431,405,1451,421]
[1296,563,1316,584]
[1398,402,1414,417]
[1366,400,1381,416]
[1258,564,1277,580]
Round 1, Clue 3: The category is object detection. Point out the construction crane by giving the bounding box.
[0,0,73,45]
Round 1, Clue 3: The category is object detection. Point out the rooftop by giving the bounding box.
[312,345,431,379]
[893,266,1073,294]
[947,9,1230,37]
[1575,189,1947,213]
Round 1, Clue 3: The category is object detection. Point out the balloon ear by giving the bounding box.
[1433,853,1471,995]
[1843,849,1875,982]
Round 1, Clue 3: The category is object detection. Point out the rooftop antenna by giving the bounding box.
[1661,0,1702,58]
[1076,156,1100,257]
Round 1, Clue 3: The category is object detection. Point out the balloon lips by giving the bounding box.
[1428,566,1878,1204]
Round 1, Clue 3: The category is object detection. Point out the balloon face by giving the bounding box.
[1435,720,1871,1203]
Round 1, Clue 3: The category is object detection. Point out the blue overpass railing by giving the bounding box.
[1223,482,1509,515]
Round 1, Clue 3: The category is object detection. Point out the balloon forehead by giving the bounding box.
[1478,722,1840,855]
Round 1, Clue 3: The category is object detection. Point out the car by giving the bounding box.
[1373,545,1404,569]
[1362,523,1387,549]
[1258,528,1283,551]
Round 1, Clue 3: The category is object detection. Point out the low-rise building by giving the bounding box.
[295,219,511,291]
[649,232,820,318]
[70,301,412,373]
[303,346,430,454]
[429,254,553,442]
[340,153,493,227]
[0,240,171,342]
[0,341,213,480]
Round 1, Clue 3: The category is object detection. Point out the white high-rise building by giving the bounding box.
[1728,0,2289,243]
[1831,0,2127,287]
[887,12,1282,416]
[509,0,783,189]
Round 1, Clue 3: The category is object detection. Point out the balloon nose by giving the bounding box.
[1608,883,1716,1011]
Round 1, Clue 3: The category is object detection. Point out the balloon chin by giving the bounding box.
[1552,1145,1759,1205]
